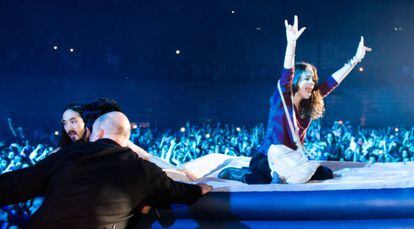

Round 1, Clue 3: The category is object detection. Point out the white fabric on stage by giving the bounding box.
[164,154,414,192]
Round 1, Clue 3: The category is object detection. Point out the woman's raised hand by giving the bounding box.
[354,36,372,62]
[285,15,306,43]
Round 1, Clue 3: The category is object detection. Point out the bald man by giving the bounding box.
[0,111,211,228]
[89,111,131,147]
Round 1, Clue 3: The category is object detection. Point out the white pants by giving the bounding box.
[267,144,320,184]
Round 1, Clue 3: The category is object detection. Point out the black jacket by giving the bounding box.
[0,139,202,228]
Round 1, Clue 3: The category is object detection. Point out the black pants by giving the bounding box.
[244,153,272,184]
[244,153,333,184]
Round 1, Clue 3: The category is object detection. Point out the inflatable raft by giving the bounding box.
[151,155,414,228]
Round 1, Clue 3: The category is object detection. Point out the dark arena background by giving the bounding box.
[1,0,414,228]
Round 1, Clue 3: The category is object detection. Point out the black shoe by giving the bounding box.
[218,167,249,182]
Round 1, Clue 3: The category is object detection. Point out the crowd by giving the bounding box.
[130,122,264,166]
[0,140,51,228]
[305,121,414,163]
[1,121,414,227]
[129,121,414,166]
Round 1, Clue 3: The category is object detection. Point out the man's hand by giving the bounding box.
[197,183,212,195]
[285,15,306,43]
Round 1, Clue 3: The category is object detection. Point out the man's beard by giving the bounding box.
[68,131,81,142]
[70,136,81,142]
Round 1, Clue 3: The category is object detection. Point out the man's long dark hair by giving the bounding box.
[82,98,122,131]
[60,98,122,147]
[60,103,88,147]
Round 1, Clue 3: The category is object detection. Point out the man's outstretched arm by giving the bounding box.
[144,160,211,206]
[0,157,52,206]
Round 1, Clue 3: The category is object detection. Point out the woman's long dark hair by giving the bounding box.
[292,62,325,120]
